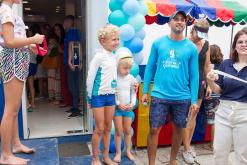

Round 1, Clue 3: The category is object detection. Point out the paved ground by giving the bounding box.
[132,143,234,165]
[88,142,234,165]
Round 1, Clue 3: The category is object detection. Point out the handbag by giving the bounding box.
[41,55,60,69]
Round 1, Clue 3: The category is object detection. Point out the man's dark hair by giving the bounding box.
[65,15,75,22]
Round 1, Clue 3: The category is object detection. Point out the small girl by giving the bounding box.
[0,0,44,164]
[87,24,119,165]
[113,53,136,163]
[204,44,223,150]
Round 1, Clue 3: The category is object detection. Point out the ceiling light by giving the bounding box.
[25,8,31,11]
[23,1,29,4]
[56,6,60,8]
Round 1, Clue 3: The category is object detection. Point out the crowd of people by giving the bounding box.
[0,0,246,164]
[24,16,83,118]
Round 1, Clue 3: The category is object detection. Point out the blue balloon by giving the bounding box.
[108,10,128,27]
[135,28,146,40]
[133,52,144,64]
[109,0,122,11]
[128,13,146,31]
[133,99,138,110]
[138,1,148,16]
[116,47,132,55]
[116,0,126,3]
[120,24,135,41]
[130,62,139,77]
[130,111,135,122]
[122,0,139,16]
[124,37,143,53]
[109,134,125,153]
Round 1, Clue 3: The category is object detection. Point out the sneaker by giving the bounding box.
[66,108,73,113]
[67,112,79,119]
[189,147,196,158]
[182,151,195,164]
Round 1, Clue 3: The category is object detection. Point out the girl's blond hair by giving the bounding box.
[119,57,134,68]
[97,24,119,41]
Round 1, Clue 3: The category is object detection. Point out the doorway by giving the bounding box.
[23,0,89,139]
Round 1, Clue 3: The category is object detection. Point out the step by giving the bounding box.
[0,138,59,165]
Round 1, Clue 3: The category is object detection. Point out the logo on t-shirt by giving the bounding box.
[163,49,181,69]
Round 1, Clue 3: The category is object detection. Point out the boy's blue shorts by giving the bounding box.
[91,94,116,108]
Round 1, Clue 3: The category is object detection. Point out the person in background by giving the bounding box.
[26,28,38,112]
[113,53,136,163]
[182,19,211,164]
[207,29,247,165]
[87,24,119,165]
[141,11,199,165]
[204,44,223,150]
[0,0,44,164]
[64,15,83,118]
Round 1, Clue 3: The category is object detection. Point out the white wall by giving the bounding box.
[87,0,108,63]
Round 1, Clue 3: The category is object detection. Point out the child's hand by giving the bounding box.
[33,34,44,44]
[127,103,134,111]
[118,104,127,110]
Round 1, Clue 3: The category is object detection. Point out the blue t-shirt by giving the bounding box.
[64,28,80,65]
[143,35,199,104]
[216,59,247,103]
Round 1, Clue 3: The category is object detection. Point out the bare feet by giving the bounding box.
[126,152,135,161]
[13,144,35,154]
[92,159,102,165]
[113,153,121,163]
[0,154,29,165]
[169,160,177,165]
[103,157,118,165]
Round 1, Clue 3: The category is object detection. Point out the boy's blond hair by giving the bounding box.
[97,24,119,41]
[194,19,210,30]
[119,57,134,68]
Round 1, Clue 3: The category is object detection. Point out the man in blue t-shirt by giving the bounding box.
[64,15,83,118]
[141,11,199,165]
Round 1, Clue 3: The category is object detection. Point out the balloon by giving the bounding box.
[130,111,135,122]
[122,0,139,16]
[135,28,146,40]
[138,1,148,16]
[109,0,122,11]
[133,52,144,64]
[124,37,143,53]
[109,134,125,153]
[110,121,115,135]
[133,99,138,110]
[116,47,132,55]
[128,13,146,31]
[130,62,139,77]
[108,10,128,27]
[120,24,135,41]
[116,0,126,3]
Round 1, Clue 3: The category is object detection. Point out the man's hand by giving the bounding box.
[205,86,212,100]
[141,94,148,106]
[68,62,76,71]
[189,104,199,117]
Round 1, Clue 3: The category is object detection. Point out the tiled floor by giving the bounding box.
[27,99,84,138]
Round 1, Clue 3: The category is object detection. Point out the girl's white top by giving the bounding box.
[87,48,117,99]
[0,3,27,48]
[116,74,137,105]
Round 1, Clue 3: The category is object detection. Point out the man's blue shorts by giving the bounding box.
[149,97,191,128]
[114,108,134,119]
[91,94,116,108]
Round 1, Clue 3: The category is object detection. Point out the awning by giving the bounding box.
[145,0,194,25]
[145,0,247,26]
